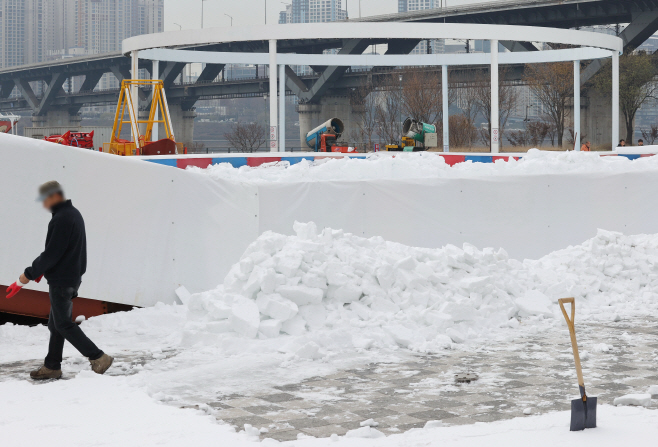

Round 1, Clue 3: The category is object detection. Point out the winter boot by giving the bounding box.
[90,354,114,375]
[30,365,62,380]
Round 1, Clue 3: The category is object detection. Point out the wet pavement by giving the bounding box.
[1,318,656,441]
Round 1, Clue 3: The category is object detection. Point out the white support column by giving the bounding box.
[574,60,580,151]
[131,51,139,142]
[269,40,278,152]
[612,51,620,149]
[279,64,286,152]
[152,60,159,141]
[442,65,449,152]
[490,40,499,153]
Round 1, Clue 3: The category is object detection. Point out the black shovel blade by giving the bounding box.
[570,396,597,431]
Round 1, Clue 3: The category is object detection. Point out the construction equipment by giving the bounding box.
[44,130,95,148]
[305,118,357,153]
[105,79,176,156]
[387,118,438,152]
[558,297,597,431]
[0,113,19,135]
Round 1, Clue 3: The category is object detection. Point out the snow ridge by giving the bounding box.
[184,223,658,357]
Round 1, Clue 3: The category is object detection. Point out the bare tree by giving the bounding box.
[641,124,658,145]
[525,62,574,148]
[375,74,404,145]
[224,122,268,153]
[472,67,519,150]
[593,52,658,145]
[455,84,482,148]
[567,128,587,147]
[449,114,478,149]
[401,68,442,126]
[352,82,377,152]
[508,121,551,148]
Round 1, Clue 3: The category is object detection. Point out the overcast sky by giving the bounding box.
[163,0,486,31]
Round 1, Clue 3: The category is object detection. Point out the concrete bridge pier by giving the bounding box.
[168,103,196,150]
[580,89,628,150]
[31,110,81,128]
[297,93,365,150]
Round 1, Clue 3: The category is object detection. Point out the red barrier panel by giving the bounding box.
[441,155,466,166]
[177,158,213,169]
[247,157,282,167]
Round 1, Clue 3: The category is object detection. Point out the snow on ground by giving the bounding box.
[2,373,656,447]
[191,150,658,184]
[3,219,658,444]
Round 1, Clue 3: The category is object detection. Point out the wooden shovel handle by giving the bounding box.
[558,298,585,389]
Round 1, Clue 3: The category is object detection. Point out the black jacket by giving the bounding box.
[25,200,87,287]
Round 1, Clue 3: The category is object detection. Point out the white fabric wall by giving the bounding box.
[0,134,258,307]
[4,132,658,307]
[257,173,658,261]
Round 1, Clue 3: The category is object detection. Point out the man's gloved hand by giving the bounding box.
[6,278,27,299]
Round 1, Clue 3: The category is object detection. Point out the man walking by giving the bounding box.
[5,181,113,379]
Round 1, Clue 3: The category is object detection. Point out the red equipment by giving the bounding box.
[317,133,358,153]
[44,130,95,149]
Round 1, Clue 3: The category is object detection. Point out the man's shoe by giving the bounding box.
[30,365,62,380]
[90,354,114,375]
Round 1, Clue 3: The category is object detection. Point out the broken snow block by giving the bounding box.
[256,293,299,321]
[276,285,323,306]
[259,319,282,338]
[515,290,553,318]
[613,394,652,407]
[298,304,327,329]
[281,314,307,336]
[229,298,261,338]
[175,286,192,305]
[296,341,323,359]
[333,283,363,304]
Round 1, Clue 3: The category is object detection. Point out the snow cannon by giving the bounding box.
[306,118,345,151]
[402,118,436,143]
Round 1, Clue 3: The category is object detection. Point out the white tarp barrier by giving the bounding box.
[256,174,658,261]
[0,134,258,307]
[3,133,658,307]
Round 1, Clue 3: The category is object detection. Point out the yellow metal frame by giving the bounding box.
[109,79,175,156]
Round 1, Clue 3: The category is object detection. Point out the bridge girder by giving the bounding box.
[2,0,658,115]
[0,65,526,112]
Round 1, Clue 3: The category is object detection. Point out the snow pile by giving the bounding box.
[530,229,658,316]
[184,221,526,353]
[183,222,658,356]
[192,150,658,184]
[613,394,652,407]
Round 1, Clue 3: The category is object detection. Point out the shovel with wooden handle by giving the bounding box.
[558,298,597,431]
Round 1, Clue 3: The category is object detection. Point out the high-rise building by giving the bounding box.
[278,0,346,76]
[309,0,346,23]
[398,0,443,54]
[279,0,310,24]
[0,0,163,70]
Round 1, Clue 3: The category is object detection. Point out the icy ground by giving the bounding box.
[2,223,658,445]
[192,150,658,183]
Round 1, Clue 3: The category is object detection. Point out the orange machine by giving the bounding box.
[105,79,177,156]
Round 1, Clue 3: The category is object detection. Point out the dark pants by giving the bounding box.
[44,285,103,370]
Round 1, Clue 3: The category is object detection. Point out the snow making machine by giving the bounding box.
[105,79,177,156]
[386,118,438,152]
[306,118,357,153]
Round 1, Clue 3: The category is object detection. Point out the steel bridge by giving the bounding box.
[1,0,657,144]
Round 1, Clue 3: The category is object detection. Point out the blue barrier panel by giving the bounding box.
[285,157,314,165]
[145,159,178,167]
[619,154,641,160]
[465,155,493,163]
[212,157,248,168]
